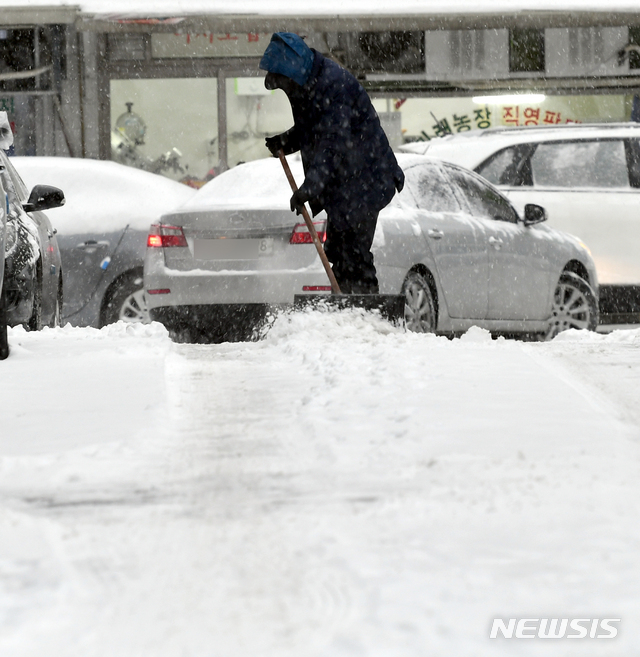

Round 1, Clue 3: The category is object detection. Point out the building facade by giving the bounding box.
[2,8,640,184]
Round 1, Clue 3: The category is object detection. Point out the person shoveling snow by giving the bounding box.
[260,32,405,296]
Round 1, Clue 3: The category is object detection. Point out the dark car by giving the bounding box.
[0,171,7,358]
[0,113,65,359]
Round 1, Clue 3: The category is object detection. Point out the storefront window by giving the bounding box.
[110,78,218,187]
[225,77,293,167]
[110,77,636,186]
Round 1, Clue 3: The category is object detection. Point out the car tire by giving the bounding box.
[26,259,42,331]
[402,270,437,333]
[0,284,9,360]
[101,272,150,326]
[49,282,62,328]
[545,271,598,340]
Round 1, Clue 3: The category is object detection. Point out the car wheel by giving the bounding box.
[0,284,8,360]
[27,260,42,331]
[545,271,598,340]
[49,283,62,328]
[402,270,437,333]
[101,272,150,326]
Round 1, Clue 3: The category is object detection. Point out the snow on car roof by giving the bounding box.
[11,156,196,234]
[402,122,640,154]
[400,122,640,168]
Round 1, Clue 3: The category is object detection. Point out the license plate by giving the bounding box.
[194,238,274,260]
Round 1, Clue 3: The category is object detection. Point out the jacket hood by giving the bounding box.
[259,32,314,87]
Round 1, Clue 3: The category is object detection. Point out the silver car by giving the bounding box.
[12,157,195,328]
[144,154,599,342]
[401,123,640,325]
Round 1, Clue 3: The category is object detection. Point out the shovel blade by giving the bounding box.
[293,294,405,326]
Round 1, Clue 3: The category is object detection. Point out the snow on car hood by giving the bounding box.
[11,157,196,235]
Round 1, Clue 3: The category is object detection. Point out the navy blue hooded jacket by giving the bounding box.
[276,49,404,223]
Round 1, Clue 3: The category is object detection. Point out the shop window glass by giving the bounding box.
[225,77,293,168]
[509,28,545,73]
[628,27,640,70]
[110,78,218,187]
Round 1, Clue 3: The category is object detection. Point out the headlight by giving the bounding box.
[577,239,592,256]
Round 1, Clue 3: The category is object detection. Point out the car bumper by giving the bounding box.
[145,264,330,308]
[150,303,285,343]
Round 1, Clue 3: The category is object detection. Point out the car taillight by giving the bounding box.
[290,221,326,244]
[147,224,188,248]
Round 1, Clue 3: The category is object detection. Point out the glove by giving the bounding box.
[290,189,310,216]
[265,133,286,157]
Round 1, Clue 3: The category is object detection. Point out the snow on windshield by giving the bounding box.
[402,162,460,212]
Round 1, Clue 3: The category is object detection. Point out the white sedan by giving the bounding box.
[144,154,599,342]
[401,123,640,325]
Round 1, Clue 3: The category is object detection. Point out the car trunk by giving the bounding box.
[159,208,325,273]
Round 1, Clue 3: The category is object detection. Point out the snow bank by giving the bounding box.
[2,319,640,656]
[552,326,640,343]
[0,322,172,456]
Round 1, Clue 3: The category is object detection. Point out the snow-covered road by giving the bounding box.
[1,311,640,656]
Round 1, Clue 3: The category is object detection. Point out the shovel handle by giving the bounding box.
[277,150,342,295]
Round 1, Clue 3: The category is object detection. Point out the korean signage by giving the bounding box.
[151,32,272,59]
[501,106,581,127]
[414,105,582,141]
[414,106,493,141]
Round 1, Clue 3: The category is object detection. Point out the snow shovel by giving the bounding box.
[278,149,405,325]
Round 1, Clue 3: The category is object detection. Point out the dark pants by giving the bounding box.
[324,204,379,294]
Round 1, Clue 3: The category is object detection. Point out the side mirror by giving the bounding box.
[523,203,547,227]
[23,185,65,213]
